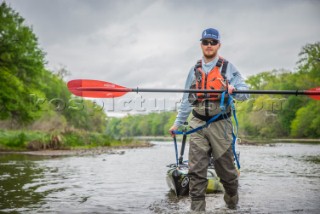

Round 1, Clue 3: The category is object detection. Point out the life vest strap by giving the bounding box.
[216,57,224,67]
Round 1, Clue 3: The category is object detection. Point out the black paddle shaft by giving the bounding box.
[131,88,319,95]
[78,86,320,95]
[178,124,188,165]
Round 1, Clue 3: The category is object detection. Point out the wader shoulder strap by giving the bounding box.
[216,57,223,68]
[221,60,228,80]
[194,60,202,71]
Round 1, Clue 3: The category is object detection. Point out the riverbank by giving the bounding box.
[2,128,319,155]
[0,129,151,152]
[240,137,320,145]
[0,141,152,157]
[134,136,320,145]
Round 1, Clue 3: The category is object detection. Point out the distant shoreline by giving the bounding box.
[240,138,320,145]
[133,135,320,142]
[1,137,319,156]
[134,136,320,144]
[271,138,320,142]
[0,141,153,157]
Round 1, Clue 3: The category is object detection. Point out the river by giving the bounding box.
[0,142,320,213]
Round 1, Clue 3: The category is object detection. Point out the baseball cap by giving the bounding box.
[200,28,220,41]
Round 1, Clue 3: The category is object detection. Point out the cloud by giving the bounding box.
[5,0,320,97]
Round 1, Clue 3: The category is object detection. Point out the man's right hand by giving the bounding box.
[169,125,179,137]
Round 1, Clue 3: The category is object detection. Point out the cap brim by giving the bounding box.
[200,37,220,41]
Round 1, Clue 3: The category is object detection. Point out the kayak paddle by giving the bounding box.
[67,79,320,100]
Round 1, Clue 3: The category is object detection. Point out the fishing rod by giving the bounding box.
[67,79,320,100]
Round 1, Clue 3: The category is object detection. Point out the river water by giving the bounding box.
[0,142,320,213]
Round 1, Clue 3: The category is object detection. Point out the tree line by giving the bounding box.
[238,42,319,138]
[106,42,320,139]
[106,112,177,138]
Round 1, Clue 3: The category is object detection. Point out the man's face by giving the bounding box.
[200,39,221,59]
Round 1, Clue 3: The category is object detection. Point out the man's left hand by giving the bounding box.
[228,85,236,94]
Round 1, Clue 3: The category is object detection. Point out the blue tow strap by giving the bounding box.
[231,99,240,169]
[173,91,241,169]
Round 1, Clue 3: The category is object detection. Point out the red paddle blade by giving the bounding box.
[307,87,320,100]
[67,79,131,98]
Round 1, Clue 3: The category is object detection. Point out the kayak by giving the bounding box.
[166,160,224,196]
[166,129,240,196]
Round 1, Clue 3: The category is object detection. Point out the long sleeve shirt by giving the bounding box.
[174,56,249,127]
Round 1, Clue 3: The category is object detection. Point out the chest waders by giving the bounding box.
[172,91,240,170]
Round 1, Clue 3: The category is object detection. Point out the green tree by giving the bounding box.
[0,3,108,133]
[290,42,320,137]
[0,2,48,125]
[291,102,320,137]
[237,42,320,139]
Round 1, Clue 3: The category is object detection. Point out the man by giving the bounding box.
[169,28,249,211]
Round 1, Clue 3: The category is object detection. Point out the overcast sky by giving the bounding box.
[4,0,320,114]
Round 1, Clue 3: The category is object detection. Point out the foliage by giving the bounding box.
[106,112,176,137]
[236,42,320,138]
[0,129,130,150]
[0,2,107,133]
[290,101,320,137]
[0,2,46,124]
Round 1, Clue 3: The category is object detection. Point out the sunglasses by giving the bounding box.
[201,39,219,46]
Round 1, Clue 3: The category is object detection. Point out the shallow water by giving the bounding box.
[0,142,320,213]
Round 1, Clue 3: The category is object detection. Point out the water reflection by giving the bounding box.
[0,155,50,212]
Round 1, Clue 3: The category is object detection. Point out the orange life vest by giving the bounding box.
[192,57,228,102]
